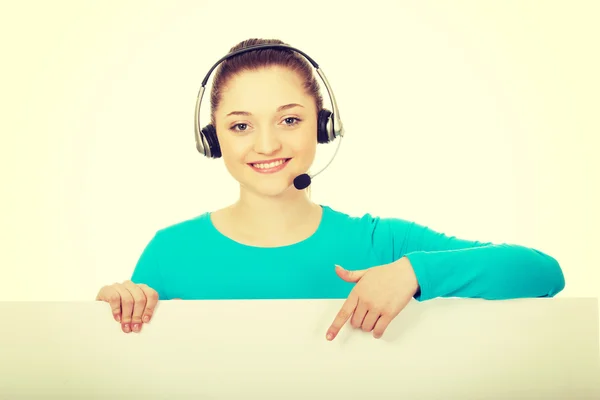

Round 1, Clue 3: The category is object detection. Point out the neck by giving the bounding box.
[230,186,319,233]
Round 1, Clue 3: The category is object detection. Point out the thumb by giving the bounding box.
[335,264,367,282]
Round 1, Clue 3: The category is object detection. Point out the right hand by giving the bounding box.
[95,280,159,333]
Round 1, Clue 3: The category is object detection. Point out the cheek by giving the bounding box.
[298,131,318,159]
[216,135,245,171]
[293,123,318,154]
[218,133,243,157]
[304,141,317,160]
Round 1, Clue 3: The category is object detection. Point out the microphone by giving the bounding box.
[293,174,312,190]
[293,133,343,190]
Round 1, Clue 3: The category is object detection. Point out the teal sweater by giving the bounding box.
[131,205,565,301]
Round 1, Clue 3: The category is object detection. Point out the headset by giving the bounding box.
[193,43,345,189]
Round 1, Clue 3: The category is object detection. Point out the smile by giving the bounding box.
[248,158,291,174]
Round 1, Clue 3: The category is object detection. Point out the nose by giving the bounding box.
[253,127,282,155]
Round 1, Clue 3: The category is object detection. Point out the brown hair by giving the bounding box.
[209,38,324,126]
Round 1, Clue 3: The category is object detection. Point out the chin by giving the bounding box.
[237,172,302,198]
[247,180,297,198]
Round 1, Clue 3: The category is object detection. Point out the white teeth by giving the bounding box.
[253,159,286,169]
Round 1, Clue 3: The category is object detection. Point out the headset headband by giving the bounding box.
[194,43,344,157]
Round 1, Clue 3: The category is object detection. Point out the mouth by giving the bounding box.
[247,158,291,174]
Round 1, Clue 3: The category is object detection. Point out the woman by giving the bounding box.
[95,38,565,341]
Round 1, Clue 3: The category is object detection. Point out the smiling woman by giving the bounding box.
[215,65,319,198]
[226,103,304,176]
[95,38,565,342]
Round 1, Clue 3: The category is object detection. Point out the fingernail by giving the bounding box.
[124,324,130,333]
[133,324,140,332]
[115,314,121,322]
[326,333,333,340]
[143,315,150,323]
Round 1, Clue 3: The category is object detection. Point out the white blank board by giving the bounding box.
[1,297,599,399]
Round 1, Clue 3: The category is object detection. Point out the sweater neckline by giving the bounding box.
[203,204,331,250]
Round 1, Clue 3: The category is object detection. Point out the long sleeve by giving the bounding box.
[130,232,169,300]
[369,217,565,302]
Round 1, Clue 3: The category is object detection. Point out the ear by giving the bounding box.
[317,109,333,144]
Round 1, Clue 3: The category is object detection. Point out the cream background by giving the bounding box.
[1,1,598,302]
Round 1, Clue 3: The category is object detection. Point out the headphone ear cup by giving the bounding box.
[200,124,221,158]
[317,109,334,144]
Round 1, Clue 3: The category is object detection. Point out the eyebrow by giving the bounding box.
[225,103,304,117]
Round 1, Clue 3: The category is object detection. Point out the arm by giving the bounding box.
[130,232,169,300]
[369,217,565,302]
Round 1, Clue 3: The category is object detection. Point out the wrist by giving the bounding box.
[397,256,420,295]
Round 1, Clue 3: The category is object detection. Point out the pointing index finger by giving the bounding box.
[326,293,358,341]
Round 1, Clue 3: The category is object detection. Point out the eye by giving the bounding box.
[282,117,301,126]
[229,123,249,132]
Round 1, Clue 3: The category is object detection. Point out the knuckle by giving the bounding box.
[384,307,397,316]
[146,290,159,301]
[133,295,147,305]
[364,300,377,309]
[121,298,134,308]
[338,309,351,320]
[108,294,120,303]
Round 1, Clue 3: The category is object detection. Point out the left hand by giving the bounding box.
[326,257,419,341]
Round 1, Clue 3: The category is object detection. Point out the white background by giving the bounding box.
[1,0,598,301]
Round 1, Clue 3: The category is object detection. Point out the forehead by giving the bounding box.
[218,66,310,112]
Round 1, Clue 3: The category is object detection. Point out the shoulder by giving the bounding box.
[321,204,417,265]
[149,211,214,247]
[321,204,415,238]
